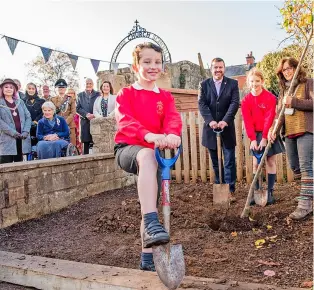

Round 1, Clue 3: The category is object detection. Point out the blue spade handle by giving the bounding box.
[155,146,182,180]
[252,150,264,165]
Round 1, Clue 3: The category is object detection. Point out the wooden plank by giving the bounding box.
[208,150,215,183]
[244,133,253,183]
[166,88,198,95]
[181,112,190,183]
[165,149,171,159]
[198,116,207,182]
[175,147,182,183]
[235,111,243,181]
[189,112,198,183]
[276,153,284,184]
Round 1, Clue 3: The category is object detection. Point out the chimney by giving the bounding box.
[246,51,255,65]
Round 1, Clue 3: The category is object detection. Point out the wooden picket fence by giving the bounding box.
[167,111,294,184]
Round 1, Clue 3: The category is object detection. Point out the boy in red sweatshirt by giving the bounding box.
[241,68,284,205]
[114,43,182,271]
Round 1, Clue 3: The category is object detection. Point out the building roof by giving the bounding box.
[224,63,257,77]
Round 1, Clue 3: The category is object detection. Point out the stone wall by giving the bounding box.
[96,60,206,93]
[0,155,134,229]
[90,117,116,154]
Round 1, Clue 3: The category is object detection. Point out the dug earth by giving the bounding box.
[0,182,312,289]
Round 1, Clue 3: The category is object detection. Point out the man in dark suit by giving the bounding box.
[76,78,100,154]
[198,57,240,199]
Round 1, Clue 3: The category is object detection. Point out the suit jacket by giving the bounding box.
[198,76,240,150]
[51,95,76,128]
[76,90,100,142]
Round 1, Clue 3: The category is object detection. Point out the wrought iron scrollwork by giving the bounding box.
[110,20,172,71]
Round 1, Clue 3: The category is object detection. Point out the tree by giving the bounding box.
[26,52,80,92]
[257,44,313,96]
[280,0,313,44]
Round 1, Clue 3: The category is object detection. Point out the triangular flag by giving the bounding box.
[67,53,78,70]
[5,36,19,55]
[90,59,100,74]
[40,47,52,63]
[112,63,119,75]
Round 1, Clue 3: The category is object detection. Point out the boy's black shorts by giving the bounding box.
[114,144,162,202]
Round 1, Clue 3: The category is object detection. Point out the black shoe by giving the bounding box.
[140,261,156,272]
[143,220,170,248]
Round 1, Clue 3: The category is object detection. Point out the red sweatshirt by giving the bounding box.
[241,89,277,141]
[114,86,182,149]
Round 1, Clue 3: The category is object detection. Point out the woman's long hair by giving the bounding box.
[276,57,307,91]
[25,82,39,99]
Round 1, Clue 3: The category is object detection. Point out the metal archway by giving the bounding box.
[109,20,172,70]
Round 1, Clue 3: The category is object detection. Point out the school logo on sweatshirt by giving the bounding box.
[157,101,164,115]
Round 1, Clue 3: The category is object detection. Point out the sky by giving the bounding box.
[0,0,289,91]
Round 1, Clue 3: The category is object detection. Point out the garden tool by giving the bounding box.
[212,128,230,205]
[153,147,185,290]
[252,150,268,207]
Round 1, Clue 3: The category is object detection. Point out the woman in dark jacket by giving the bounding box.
[36,101,69,159]
[0,79,32,163]
[24,83,45,146]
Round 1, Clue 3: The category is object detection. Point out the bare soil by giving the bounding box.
[0,182,312,289]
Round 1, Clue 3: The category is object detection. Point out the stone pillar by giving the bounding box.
[90,117,116,154]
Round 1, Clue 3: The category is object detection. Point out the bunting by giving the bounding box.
[5,36,19,55]
[1,33,132,74]
[91,59,100,74]
[67,53,78,70]
[40,47,52,63]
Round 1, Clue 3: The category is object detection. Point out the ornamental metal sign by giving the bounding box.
[109,20,172,70]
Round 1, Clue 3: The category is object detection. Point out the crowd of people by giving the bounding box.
[0,77,116,162]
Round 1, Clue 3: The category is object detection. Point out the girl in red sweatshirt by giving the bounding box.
[114,42,182,271]
[241,68,284,205]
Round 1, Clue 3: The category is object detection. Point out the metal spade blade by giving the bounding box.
[153,244,185,290]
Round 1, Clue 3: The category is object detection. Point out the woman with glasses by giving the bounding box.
[242,68,284,205]
[269,57,313,220]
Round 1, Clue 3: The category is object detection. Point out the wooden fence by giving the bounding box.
[167,111,294,184]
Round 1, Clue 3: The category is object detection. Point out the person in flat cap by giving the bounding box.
[0,78,32,163]
[51,79,76,145]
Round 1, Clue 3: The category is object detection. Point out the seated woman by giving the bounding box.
[36,101,70,160]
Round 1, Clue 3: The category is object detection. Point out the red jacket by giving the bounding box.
[115,86,182,149]
[241,89,277,141]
